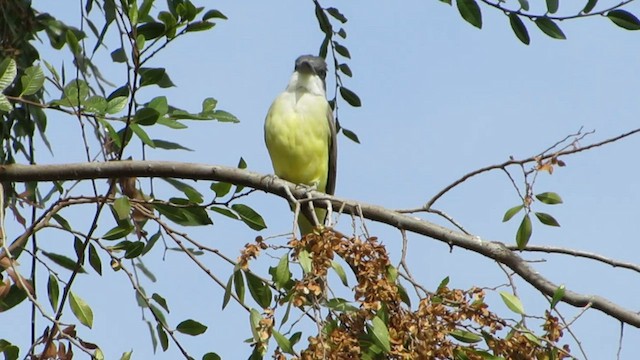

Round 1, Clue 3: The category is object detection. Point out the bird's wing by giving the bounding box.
[325,106,337,195]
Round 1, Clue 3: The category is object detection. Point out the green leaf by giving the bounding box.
[222,274,233,310]
[499,291,525,315]
[0,94,11,112]
[231,204,266,231]
[326,7,347,23]
[210,182,232,197]
[397,282,411,307]
[176,319,207,336]
[41,251,86,273]
[326,298,359,312]
[202,352,222,360]
[245,271,272,309]
[69,291,94,328]
[210,110,240,123]
[339,87,361,107]
[155,202,213,226]
[84,96,108,113]
[152,139,193,151]
[370,316,391,353]
[203,9,227,20]
[341,127,360,143]
[534,212,560,227]
[63,79,90,102]
[162,178,204,204]
[148,96,169,115]
[508,14,530,45]
[130,123,156,147]
[124,241,145,259]
[550,284,565,309]
[106,96,129,114]
[88,244,102,275]
[249,309,262,342]
[0,58,17,90]
[156,323,169,351]
[273,330,294,354]
[516,214,532,249]
[314,3,332,35]
[20,66,45,96]
[47,274,59,310]
[517,0,529,11]
[334,42,351,59]
[298,250,312,274]
[546,0,558,14]
[535,192,563,205]
[139,67,175,88]
[583,0,598,13]
[137,22,166,40]
[119,350,133,360]
[535,18,566,39]
[607,10,640,30]
[111,48,128,63]
[274,254,292,289]
[331,261,348,286]
[234,269,245,302]
[186,21,215,32]
[449,329,482,343]
[134,107,160,126]
[102,224,134,240]
[113,196,132,220]
[456,0,482,29]
[338,63,352,77]
[502,204,524,222]
[210,206,240,220]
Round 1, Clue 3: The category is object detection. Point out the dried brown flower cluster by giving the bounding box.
[286,228,570,359]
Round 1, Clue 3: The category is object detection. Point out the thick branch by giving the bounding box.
[1,161,639,327]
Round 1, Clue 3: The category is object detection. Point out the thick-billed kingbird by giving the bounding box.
[264,55,337,235]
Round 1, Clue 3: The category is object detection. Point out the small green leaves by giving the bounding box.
[456,0,482,29]
[245,271,272,309]
[69,291,94,328]
[20,66,45,96]
[370,316,391,353]
[41,251,86,273]
[502,204,524,222]
[583,0,598,14]
[273,330,295,354]
[203,9,227,20]
[47,274,59,310]
[331,261,349,287]
[535,18,566,39]
[499,291,525,315]
[176,319,207,336]
[516,214,532,249]
[202,353,222,360]
[550,285,565,309]
[230,204,267,231]
[273,254,292,289]
[534,212,560,227]
[0,58,17,91]
[509,14,530,45]
[517,0,529,11]
[155,201,212,226]
[546,0,559,14]
[341,127,360,144]
[339,87,361,107]
[607,10,640,31]
[139,67,175,88]
[298,250,312,274]
[449,329,482,343]
[535,192,563,205]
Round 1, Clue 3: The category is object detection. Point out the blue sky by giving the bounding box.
[3,0,640,358]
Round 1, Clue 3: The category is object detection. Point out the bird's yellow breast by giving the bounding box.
[264,90,331,192]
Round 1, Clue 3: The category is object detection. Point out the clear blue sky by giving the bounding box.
[3,0,640,358]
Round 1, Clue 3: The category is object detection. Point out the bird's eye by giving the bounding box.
[317,70,327,79]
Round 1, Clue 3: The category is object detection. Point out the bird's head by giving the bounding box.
[287,55,327,95]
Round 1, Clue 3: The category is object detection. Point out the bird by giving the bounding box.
[264,55,337,235]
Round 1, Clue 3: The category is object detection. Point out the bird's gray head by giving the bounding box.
[294,55,328,81]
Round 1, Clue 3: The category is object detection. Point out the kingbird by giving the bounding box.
[264,55,337,235]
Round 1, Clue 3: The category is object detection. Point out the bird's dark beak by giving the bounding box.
[296,60,315,75]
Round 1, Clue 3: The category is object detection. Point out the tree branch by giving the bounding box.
[1,160,639,328]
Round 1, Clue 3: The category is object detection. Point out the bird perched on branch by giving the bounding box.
[264,55,337,235]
